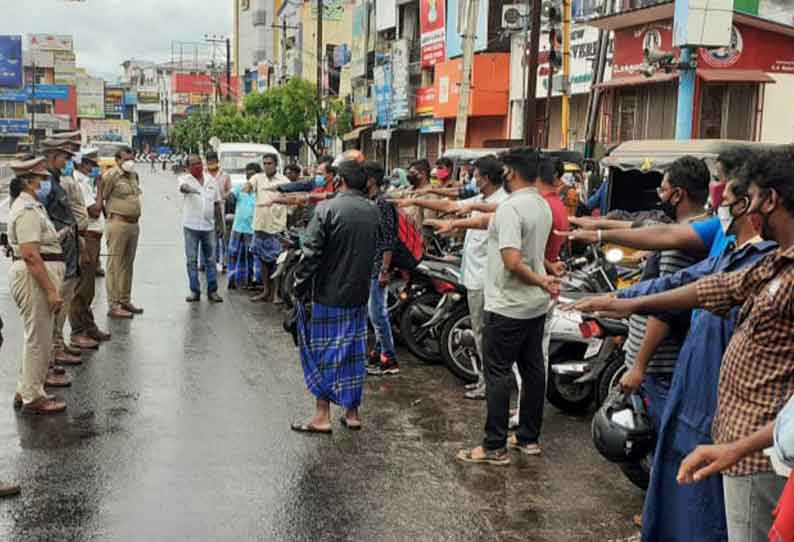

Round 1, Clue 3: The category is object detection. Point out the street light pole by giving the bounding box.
[453,0,480,149]
[226,37,232,101]
[30,60,37,149]
[316,0,325,153]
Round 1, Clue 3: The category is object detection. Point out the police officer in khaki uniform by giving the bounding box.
[97,145,143,318]
[7,157,68,415]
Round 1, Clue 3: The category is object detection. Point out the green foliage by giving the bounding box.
[173,78,353,157]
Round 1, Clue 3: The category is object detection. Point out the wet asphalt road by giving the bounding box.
[0,168,643,542]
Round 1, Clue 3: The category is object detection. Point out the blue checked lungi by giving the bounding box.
[227,231,262,288]
[252,231,282,265]
[297,302,368,409]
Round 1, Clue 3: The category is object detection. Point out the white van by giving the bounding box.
[215,143,283,188]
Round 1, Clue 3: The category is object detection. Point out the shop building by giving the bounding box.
[587,2,794,144]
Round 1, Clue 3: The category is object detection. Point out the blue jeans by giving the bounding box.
[368,277,396,359]
[642,373,672,434]
[184,227,218,295]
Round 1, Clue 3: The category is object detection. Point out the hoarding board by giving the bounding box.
[81,119,133,145]
[391,40,411,120]
[0,35,23,88]
[28,34,74,52]
[376,0,397,31]
[0,118,29,136]
[76,76,104,118]
[0,84,69,101]
[446,0,488,58]
[350,1,368,79]
[420,0,446,67]
[53,51,76,85]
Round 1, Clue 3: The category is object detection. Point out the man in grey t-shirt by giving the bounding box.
[458,148,560,466]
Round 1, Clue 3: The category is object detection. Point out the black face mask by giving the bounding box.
[658,189,680,220]
[407,173,420,187]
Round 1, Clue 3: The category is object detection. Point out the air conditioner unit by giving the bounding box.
[253,9,267,26]
[502,4,529,30]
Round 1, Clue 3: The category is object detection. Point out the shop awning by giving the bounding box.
[697,69,776,84]
[596,72,678,89]
[342,125,372,142]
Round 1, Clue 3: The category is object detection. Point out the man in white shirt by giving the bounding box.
[180,154,224,303]
[243,153,288,302]
[69,148,112,345]
[205,151,232,273]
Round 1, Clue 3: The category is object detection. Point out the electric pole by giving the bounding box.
[316,0,325,154]
[523,0,542,146]
[30,60,37,149]
[560,0,571,148]
[453,0,480,149]
[226,37,232,101]
[272,20,301,85]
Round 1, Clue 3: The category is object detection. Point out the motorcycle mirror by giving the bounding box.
[605,248,624,264]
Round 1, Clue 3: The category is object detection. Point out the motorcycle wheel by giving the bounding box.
[440,307,479,383]
[546,352,596,413]
[398,292,443,364]
[620,456,651,491]
[281,262,299,309]
[596,350,627,407]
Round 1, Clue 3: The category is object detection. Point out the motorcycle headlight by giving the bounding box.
[605,248,624,264]
[451,293,462,302]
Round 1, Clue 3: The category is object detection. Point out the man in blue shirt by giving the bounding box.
[574,174,775,542]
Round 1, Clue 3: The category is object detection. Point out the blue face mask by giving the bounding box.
[314,174,325,188]
[61,160,74,177]
[35,179,53,203]
[90,166,101,179]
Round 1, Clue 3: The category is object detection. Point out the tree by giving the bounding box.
[244,77,351,158]
[172,109,212,153]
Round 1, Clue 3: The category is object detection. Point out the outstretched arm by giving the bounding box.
[560,222,708,254]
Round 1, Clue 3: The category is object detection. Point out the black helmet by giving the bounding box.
[592,389,656,463]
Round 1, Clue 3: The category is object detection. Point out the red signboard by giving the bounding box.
[172,73,241,97]
[53,85,77,129]
[415,86,436,116]
[420,0,445,67]
[612,20,794,78]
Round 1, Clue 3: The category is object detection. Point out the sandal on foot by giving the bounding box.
[507,435,542,455]
[456,447,510,466]
[340,417,362,431]
[290,422,332,434]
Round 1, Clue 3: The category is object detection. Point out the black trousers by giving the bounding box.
[482,310,547,451]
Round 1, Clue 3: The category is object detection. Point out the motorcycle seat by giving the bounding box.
[593,317,629,337]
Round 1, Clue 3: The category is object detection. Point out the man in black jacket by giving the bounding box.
[291,160,379,433]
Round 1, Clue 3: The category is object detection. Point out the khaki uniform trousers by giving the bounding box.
[9,260,65,404]
[106,219,139,307]
[53,276,78,353]
[69,234,101,336]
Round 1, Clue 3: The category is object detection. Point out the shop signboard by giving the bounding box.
[53,51,76,85]
[420,0,446,67]
[0,84,69,101]
[536,24,613,97]
[173,93,190,105]
[419,118,444,133]
[28,34,73,52]
[76,76,104,118]
[257,63,269,92]
[374,63,393,128]
[189,93,206,106]
[137,90,161,112]
[124,90,137,105]
[310,0,344,21]
[446,0,488,58]
[137,124,162,136]
[0,36,23,88]
[391,40,411,120]
[0,118,29,136]
[351,1,368,79]
[81,119,133,144]
[415,86,436,116]
[104,88,124,115]
[376,0,396,31]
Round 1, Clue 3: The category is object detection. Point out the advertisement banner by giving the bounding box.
[350,1,368,79]
[391,40,411,120]
[420,0,446,67]
[53,51,76,85]
[374,64,393,128]
[536,24,613,97]
[415,86,436,116]
[28,34,73,52]
[0,84,69,101]
[76,76,105,118]
[446,0,488,58]
[419,118,444,133]
[104,88,124,115]
[257,63,269,92]
[0,36,23,88]
[376,0,397,31]
[81,119,133,144]
[0,118,29,136]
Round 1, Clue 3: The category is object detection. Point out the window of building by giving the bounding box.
[326,44,340,96]
[611,82,677,142]
[698,84,756,140]
[0,101,25,119]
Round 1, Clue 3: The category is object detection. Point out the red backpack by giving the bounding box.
[391,204,423,270]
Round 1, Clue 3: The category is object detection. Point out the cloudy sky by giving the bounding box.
[0,0,233,81]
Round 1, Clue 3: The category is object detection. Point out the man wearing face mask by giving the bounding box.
[180,155,224,303]
[69,149,111,344]
[97,145,143,318]
[576,147,794,542]
[204,151,231,274]
[574,166,775,541]
[40,140,88,367]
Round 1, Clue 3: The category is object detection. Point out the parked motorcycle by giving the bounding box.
[271,228,305,307]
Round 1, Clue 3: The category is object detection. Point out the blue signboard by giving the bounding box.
[124,91,137,105]
[446,0,489,58]
[0,118,30,135]
[374,64,393,128]
[0,84,69,101]
[0,36,23,88]
[137,124,162,136]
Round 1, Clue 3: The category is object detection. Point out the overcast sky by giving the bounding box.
[0,0,233,81]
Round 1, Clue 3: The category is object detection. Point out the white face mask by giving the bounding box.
[121,160,136,174]
[717,203,734,235]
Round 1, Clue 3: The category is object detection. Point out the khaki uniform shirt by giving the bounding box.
[8,192,63,256]
[102,167,142,218]
[60,175,89,231]
[250,172,289,234]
